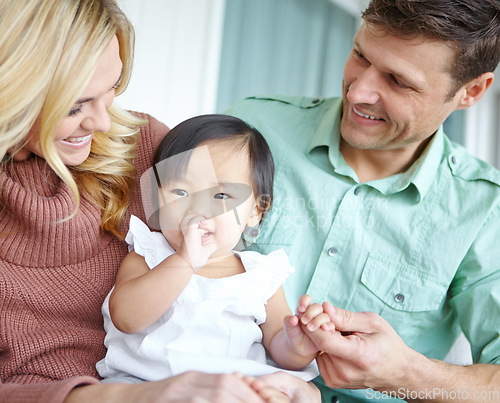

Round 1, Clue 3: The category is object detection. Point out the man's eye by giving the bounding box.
[214,193,230,200]
[353,48,365,59]
[172,189,188,197]
[390,75,410,89]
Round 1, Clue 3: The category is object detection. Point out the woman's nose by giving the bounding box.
[81,102,111,133]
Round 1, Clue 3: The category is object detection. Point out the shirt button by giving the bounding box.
[451,156,457,164]
[331,396,340,403]
[394,293,405,303]
[327,247,337,256]
[354,187,361,195]
[312,98,320,104]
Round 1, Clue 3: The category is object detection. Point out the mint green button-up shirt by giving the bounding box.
[227,96,500,402]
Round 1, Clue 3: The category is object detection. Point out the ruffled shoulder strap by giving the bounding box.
[125,215,175,269]
[236,249,294,303]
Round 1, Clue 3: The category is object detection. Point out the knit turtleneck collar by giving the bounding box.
[0,157,113,267]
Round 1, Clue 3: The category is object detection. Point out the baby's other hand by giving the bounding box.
[243,375,290,403]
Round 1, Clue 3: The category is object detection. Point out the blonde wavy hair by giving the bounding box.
[0,0,147,238]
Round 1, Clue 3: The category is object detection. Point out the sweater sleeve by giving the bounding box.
[0,376,99,403]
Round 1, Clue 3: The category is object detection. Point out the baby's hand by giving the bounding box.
[296,294,335,333]
[177,216,216,270]
[283,294,335,357]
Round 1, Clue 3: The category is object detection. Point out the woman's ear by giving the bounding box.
[456,72,494,110]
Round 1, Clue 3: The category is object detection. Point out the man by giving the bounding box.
[227,0,500,401]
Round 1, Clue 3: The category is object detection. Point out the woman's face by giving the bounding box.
[17,36,123,166]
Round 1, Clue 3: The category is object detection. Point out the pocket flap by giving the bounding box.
[361,255,448,312]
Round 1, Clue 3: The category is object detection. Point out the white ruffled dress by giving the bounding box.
[96,215,318,382]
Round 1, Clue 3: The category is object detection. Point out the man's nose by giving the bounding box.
[347,67,381,106]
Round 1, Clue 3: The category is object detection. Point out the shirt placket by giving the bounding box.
[306,184,364,305]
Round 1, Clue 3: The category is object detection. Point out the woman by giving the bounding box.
[0,1,319,401]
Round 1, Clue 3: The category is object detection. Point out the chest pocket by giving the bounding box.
[360,254,449,312]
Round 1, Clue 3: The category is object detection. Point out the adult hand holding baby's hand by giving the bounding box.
[302,301,415,392]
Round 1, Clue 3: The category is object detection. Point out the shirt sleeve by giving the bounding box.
[449,203,500,364]
[0,376,99,403]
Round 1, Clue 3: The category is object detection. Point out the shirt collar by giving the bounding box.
[402,127,444,201]
[306,98,356,178]
[306,97,342,155]
[305,98,445,202]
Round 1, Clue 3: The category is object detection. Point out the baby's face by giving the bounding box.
[158,141,260,259]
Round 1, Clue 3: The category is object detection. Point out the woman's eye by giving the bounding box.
[172,189,188,197]
[214,193,230,200]
[68,106,83,117]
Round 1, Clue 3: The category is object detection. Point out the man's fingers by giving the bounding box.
[323,303,384,333]
[303,324,363,359]
[303,313,334,332]
[315,352,339,387]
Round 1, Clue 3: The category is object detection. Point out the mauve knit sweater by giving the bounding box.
[0,113,167,402]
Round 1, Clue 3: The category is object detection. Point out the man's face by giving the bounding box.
[341,23,463,154]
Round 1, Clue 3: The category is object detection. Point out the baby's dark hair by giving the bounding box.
[152,114,274,221]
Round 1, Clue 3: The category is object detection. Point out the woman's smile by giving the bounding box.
[60,133,93,147]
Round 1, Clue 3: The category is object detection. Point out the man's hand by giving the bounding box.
[302,302,413,391]
[303,302,500,402]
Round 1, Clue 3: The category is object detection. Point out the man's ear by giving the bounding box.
[246,204,262,228]
[456,72,494,110]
